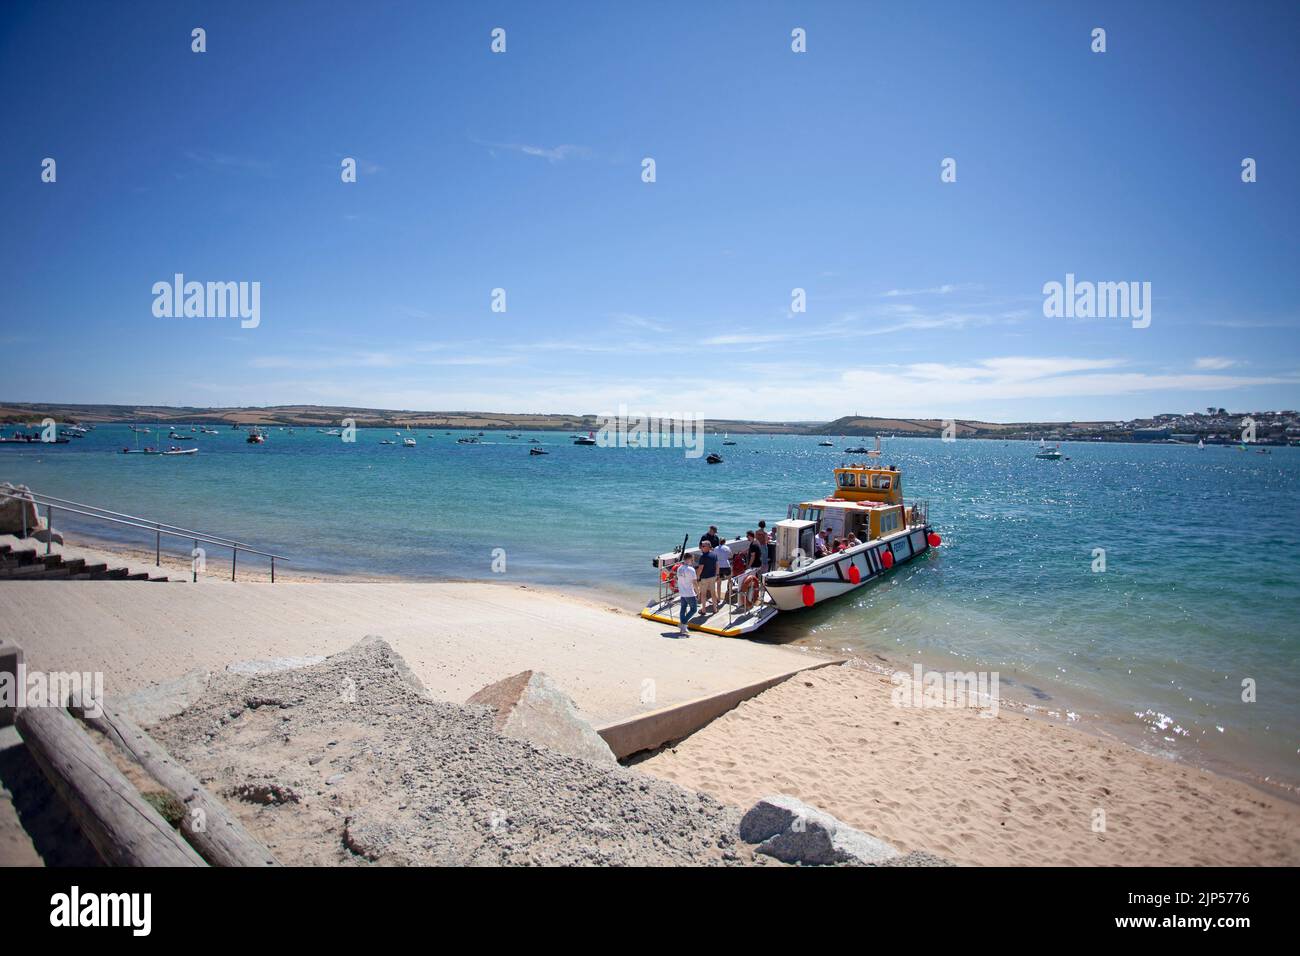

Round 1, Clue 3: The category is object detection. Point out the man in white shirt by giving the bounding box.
[675,554,698,637]
[714,539,733,600]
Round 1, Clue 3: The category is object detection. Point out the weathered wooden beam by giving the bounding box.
[0,638,21,728]
[15,705,206,866]
[68,695,278,867]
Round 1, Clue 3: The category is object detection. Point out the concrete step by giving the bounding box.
[88,568,129,580]
[1,563,56,578]
[19,567,74,580]
[66,564,110,580]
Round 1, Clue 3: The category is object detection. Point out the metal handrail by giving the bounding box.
[16,491,256,549]
[1,489,288,582]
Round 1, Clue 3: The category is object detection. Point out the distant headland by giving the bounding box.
[1,402,1296,445]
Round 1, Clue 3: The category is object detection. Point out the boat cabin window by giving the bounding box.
[837,472,857,489]
[879,509,901,534]
[796,506,823,523]
[870,474,894,491]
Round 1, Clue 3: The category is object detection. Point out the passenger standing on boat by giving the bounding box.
[696,541,721,615]
[755,522,771,572]
[758,520,776,571]
[675,555,698,636]
[745,531,763,572]
[813,532,827,558]
[702,526,721,548]
[714,538,733,584]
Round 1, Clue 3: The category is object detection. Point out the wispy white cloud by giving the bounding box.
[471,137,592,162]
[611,312,670,334]
[248,347,518,371]
[883,283,970,297]
[1193,356,1239,370]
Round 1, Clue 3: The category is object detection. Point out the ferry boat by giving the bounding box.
[641,462,939,636]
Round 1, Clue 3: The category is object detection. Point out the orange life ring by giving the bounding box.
[665,562,681,593]
[740,575,760,605]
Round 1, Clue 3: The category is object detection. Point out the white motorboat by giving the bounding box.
[1034,439,1063,460]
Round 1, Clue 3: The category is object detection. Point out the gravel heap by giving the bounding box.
[151,636,759,866]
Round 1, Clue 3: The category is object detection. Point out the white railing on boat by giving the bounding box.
[0,488,288,582]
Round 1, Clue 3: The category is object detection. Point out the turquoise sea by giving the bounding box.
[3,426,1298,790]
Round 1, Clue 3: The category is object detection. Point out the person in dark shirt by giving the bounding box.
[757,520,774,571]
[696,540,721,614]
[701,525,721,549]
[745,530,763,571]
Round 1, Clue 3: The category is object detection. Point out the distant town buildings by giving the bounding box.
[1011,409,1299,445]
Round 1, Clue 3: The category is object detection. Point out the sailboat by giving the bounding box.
[120,430,154,454]
[1198,439,1205,449]
[402,425,416,447]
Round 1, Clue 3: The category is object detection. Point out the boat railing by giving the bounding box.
[653,560,769,632]
[0,488,289,582]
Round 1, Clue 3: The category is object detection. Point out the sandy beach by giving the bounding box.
[0,556,821,729]
[4,532,1298,867]
[636,661,1300,866]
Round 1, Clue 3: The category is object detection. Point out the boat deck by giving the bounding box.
[640,593,779,637]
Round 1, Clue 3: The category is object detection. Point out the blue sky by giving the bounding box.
[2,0,1298,422]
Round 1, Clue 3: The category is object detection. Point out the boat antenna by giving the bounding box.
[678,533,689,556]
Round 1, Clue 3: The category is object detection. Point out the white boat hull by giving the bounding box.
[762,526,932,612]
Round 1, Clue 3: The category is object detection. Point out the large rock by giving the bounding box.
[0,484,39,537]
[466,670,616,766]
[739,794,900,865]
